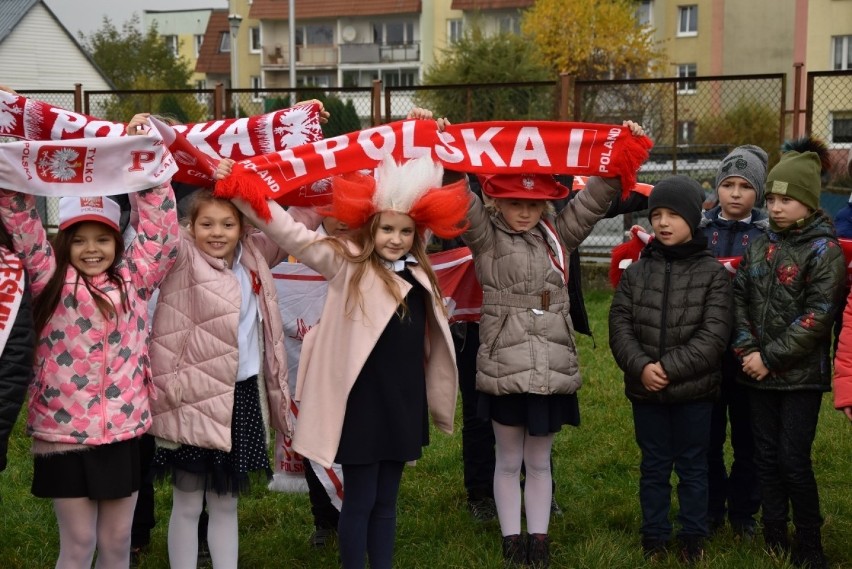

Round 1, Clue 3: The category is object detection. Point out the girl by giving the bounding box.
[146,166,321,569]
[734,139,845,569]
[0,216,35,480]
[0,117,179,569]
[463,121,645,568]
[219,154,468,569]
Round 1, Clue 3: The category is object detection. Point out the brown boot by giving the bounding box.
[501,534,526,568]
[527,533,550,569]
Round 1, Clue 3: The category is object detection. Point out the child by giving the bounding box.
[0,217,35,480]
[610,175,733,564]
[221,154,467,569]
[699,145,768,537]
[733,142,845,569]
[146,181,320,569]
[0,123,179,567]
[463,121,645,568]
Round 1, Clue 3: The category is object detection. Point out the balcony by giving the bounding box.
[339,42,420,64]
[261,45,337,68]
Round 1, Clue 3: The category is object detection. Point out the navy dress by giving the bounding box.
[335,269,430,465]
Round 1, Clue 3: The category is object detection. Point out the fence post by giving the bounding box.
[558,73,573,121]
[74,84,83,114]
[214,83,225,119]
[371,80,382,126]
[792,62,804,138]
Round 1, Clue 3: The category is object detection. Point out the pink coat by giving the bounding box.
[833,291,852,411]
[0,186,178,446]
[236,200,458,468]
[148,208,320,451]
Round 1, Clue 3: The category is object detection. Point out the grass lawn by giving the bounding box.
[1,289,850,568]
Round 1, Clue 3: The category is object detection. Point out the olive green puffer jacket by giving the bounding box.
[732,211,846,391]
[609,244,733,404]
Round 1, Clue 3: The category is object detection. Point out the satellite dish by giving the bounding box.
[341,25,357,43]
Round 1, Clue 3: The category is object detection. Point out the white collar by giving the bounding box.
[719,212,752,224]
[381,253,418,272]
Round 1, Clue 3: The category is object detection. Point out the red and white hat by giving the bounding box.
[58,196,121,232]
[478,173,569,201]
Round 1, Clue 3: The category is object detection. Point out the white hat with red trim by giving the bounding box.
[58,196,121,232]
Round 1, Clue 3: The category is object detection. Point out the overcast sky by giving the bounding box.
[44,0,228,38]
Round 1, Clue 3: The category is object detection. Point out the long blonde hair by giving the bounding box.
[320,213,447,320]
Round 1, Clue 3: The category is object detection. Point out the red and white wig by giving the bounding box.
[321,156,469,239]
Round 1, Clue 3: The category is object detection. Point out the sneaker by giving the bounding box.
[468,497,497,522]
[309,527,336,548]
[731,520,757,542]
[641,537,668,561]
[527,533,550,569]
[501,534,527,568]
[550,496,563,518]
[678,536,705,565]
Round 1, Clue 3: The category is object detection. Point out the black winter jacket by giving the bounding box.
[732,211,846,391]
[609,242,733,404]
[0,270,35,472]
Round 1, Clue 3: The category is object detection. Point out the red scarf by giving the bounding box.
[216,119,653,220]
[0,250,26,357]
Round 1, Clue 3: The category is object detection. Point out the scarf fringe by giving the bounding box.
[615,134,654,199]
[214,171,273,222]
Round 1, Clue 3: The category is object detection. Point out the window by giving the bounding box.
[294,25,335,46]
[677,120,696,145]
[677,5,698,36]
[447,19,463,44]
[677,63,697,93]
[195,79,207,103]
[499,15,521,35]
[250,76,262,102]
[297,74,333,88]
[249,27,261,53]
[636,1,653,27]
[343,69,378,88]
[194,34,204,58]
[372,20,416,45]
[831,112,852,145]
[381,69,417,87]
[219,31,231,53]
[833,35,852,70]
[163,35,178,57]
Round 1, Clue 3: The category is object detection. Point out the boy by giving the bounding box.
[609,175,733,563]
[733,145,845,569]
[699,145,769,537]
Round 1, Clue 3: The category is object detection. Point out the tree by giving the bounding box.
[694,99,782,168]
[418,25,553,121]
[79,15,207,122]
[522,0,664,79]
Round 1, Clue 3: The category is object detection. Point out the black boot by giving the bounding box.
[763,520,791,557]
[527,533,550,569]
[502,534,526,568]
[792,526,828,569]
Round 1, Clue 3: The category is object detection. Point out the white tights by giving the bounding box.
[168,478,239,569]
[492,422,555,536]
[53,493,138,569]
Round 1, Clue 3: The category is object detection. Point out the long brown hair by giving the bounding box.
[33,222,129,335]
[320,213,447,319]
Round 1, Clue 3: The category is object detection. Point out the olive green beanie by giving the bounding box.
[765,151,822,211]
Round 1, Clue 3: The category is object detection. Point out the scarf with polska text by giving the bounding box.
[0,91,323,189]
[0,249,26,357]
[215,119,653,220]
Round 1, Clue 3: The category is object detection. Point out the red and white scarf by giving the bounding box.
[0,250,26,357]
[216,119,653,219]
[0,91,323,192]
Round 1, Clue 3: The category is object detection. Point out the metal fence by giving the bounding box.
[14,71,851,250]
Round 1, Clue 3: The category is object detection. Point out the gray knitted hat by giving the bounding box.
[714,145,769,206]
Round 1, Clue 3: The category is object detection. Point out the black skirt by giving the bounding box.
[477,392,580,436]
[32,437,141,500]
[153,375,271,496]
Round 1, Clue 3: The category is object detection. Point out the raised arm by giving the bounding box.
[0,190,54,297]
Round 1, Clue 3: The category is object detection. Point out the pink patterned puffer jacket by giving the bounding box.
[0,185,178,446]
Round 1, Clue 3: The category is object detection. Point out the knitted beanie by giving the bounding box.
[765,151,822,211]
[648,175,705,232]
[714,144,768,206]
